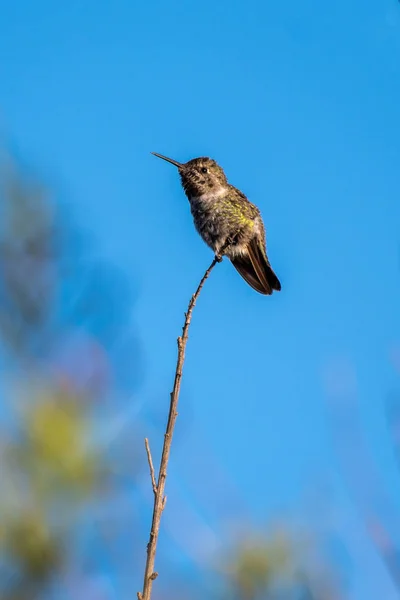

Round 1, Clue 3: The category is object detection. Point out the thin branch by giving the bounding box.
[138,253,223,600]
[144,438,157,495]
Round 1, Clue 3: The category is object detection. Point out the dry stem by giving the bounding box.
[138,254,222,600]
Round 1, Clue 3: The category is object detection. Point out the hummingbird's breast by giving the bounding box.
[188,187,259,255]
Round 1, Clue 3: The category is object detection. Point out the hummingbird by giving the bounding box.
[152,152,281,295]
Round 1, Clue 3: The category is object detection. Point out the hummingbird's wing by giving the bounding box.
[226,187,281,294]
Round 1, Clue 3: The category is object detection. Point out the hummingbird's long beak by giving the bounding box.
[151,152,183,168]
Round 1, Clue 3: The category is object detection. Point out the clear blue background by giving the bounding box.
[1,1,400,598]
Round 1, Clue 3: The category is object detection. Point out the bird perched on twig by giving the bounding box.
[152,152,281,296]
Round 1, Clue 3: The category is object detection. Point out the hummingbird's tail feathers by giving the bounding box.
[231,238,281,295]
[231,254,271,294]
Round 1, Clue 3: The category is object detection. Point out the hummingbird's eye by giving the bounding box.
[201,167,208,174]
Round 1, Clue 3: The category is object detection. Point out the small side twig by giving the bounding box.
[144,438,157,495]
[138,250,226,600]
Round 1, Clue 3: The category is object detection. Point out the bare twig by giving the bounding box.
[138,253,223,600]
[144,438,157,495]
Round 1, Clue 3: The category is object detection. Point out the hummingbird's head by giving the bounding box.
[151,153,228,198]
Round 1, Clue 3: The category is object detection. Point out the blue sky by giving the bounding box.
[1,0,400,598]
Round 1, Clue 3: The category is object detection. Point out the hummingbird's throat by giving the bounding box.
[190,186,228,203]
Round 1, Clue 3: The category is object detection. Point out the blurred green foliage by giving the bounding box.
[0,384,107,599]
[0,154,110,599]
[225,532,292,599]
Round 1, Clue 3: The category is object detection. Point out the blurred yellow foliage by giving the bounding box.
[225,531,293,599]
[0,382,107,597]
[25,392,98,496]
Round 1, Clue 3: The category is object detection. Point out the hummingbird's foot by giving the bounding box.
[215,235,238,262]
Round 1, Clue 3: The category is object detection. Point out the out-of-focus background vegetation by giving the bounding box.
[0,153,143,599]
